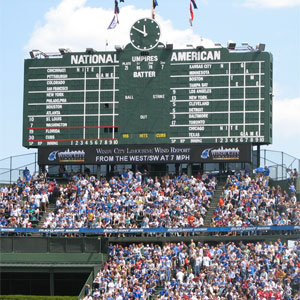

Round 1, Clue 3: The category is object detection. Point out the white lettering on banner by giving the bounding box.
[70,54,119,64]
[154,147,169,153]
[93,152,194,163]
[114,148,125,154]
[47,142,58,145]
[46,111,61,115]
[96,156,114,162]
[171,51,221,62]
[47,74,68,79]
[189,120,205,124]
[46,105,62,109]
[189,114,208,118]
[132,55,158,62]
[189,127,204,131]
[96,148,113,154]
[133,71,156,78]
[153,94,165,99]
[189,101,209,106]
[47,80,65,85]
[189,70,210,74]
[46,99,67,103]
[175,155,190,160]
[189,89,211,94]
[47,68,66,73]
[170,147,190,153]
[189,76,203,81]
[45,129,60,133]
[189,108,204,112]
[129,155,159,162]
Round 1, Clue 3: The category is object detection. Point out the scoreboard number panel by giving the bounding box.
[23,21,272,148]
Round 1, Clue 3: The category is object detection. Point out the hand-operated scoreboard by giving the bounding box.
[23,18,273,149]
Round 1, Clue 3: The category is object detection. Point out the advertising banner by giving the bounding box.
[38,143,252,165]
[0,225,298,234]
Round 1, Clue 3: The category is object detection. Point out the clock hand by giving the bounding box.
[143,25,148,37]
[132,26,147,37]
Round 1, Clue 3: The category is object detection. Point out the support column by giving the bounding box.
[96,165,101,179]
[281,151,284,180]
[175,164,180,176]
[256,145,260,169]
[187,163,192,177]
[10,156,12,185]
[50,271,54,296]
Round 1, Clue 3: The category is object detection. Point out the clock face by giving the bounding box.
[130,18,161,51]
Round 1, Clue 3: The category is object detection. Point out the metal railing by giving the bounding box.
[0,149,298,184]
[255,149,300,181]
[0,152,38,184]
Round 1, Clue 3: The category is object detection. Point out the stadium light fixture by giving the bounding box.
[227,41,236,50]
[114,45,123,52]
[29,50,39,59]
[241,42,254,51]
[196,45,204,51]
[59,48,69,55]
[256,43,265,52]
[166,43,173,50]
[186,44,194,48]
[86,48,95,54]
[29,50,49,58]
[214,43,223,47]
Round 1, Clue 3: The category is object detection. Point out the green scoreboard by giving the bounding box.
[23,18,273,149]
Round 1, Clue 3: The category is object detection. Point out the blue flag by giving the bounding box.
[191,0,197,9]
[107,15,117,30]
[152,0,158,19]
[114,0,120,14]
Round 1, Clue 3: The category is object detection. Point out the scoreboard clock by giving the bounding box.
[23,18,273,148]
[130,18,161,51]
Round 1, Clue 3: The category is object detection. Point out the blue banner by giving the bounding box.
[0,225,299,234]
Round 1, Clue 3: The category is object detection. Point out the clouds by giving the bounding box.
[242,0,300,8]
[23,0,299,158]
[272,97,300,157]
[25,0,214,53]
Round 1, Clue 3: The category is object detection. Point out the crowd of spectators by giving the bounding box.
[1,165,299,231]
[83,240,300,300]
[210,171,299,228]
[42,170,216,230]
[0,169,50,228]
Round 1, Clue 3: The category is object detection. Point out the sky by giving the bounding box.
[0,0,299,161]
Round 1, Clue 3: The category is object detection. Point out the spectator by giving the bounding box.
[211,173,299,227]
[85,240,299,300]
[41,173,215,231]
[292,168,299,179]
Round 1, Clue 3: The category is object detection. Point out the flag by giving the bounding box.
[152,0,158,19]
[191,0,197,9]
[189,2,194,26]
[107,15,117,30]
[114,0,120,14]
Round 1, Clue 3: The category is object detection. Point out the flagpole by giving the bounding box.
[151,0,153,19]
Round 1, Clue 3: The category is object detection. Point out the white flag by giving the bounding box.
[107,15,117,30]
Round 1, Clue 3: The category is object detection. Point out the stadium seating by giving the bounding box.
[83,240,299,300]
